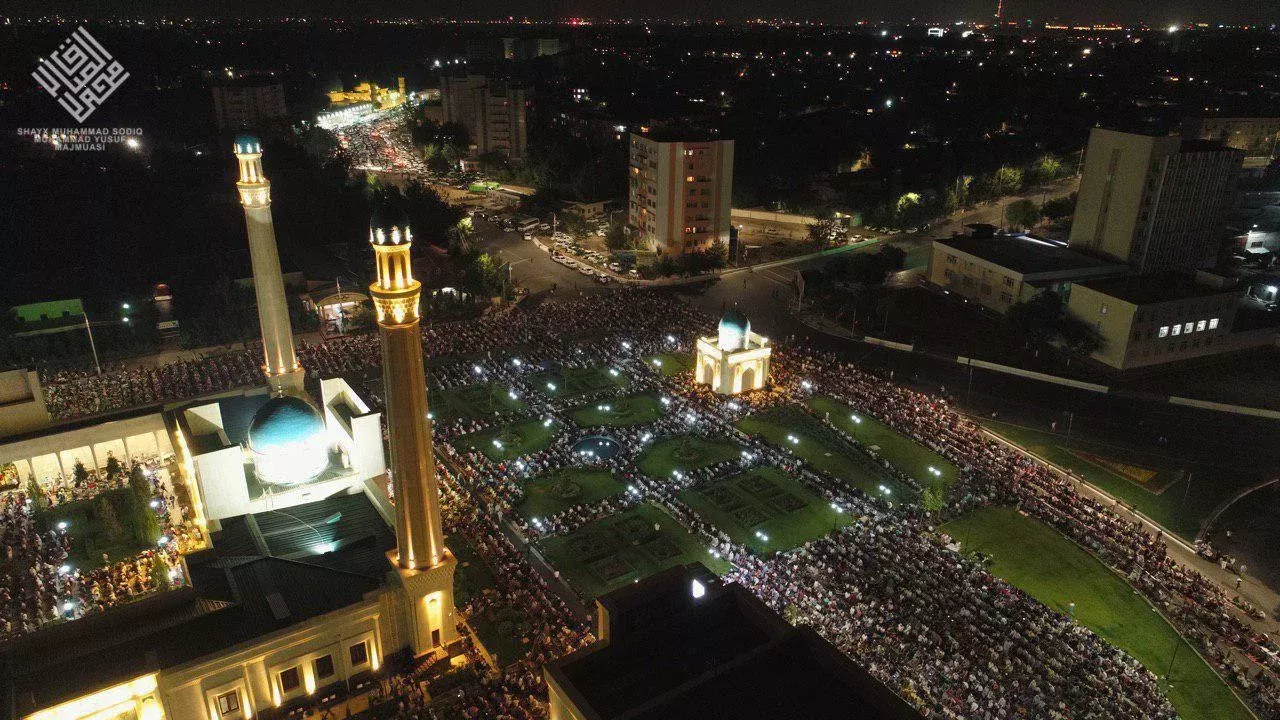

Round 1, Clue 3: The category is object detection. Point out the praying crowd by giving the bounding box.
[15,289,1280,719]
[0,456,189,640]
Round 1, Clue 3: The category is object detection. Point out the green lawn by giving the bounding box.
[429,382,527,421]
[517,468,627,522]
[981,419,1241,540]
[532,365,629,398]
[737,406,914,501]
[679,467,851,553]
[944,507,1253,720]
[452,418,558,462]
[538,503,732,599]
[569,393,664,428]
[37,487,158,567]
[449,534,534,666]
[646,352,694,377]
[809,396,958,493]
[637,434,743,478]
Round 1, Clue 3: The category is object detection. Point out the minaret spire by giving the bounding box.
[369,202,457,655]
[368,204,446,570]
[233,135,303,394]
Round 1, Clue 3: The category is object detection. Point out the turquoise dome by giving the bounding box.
[247,396,328,486]
[717,309,751,351]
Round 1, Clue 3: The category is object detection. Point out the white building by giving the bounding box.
[695,310,771,395]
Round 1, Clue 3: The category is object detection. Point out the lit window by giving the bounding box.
[1196,320,1206,332]
[217,691,240,717]
[1209,318,1219,329]
[1184,322,1193,334]
[350,642,369,667]
[686,176,695,182]
[314,654,335,680]
[279,667,301,694]
[1158,326,1169,338]
[1171,325,1181,336]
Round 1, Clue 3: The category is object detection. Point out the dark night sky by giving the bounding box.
[18,0,1273,24]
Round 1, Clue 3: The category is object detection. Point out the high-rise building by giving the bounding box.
[1069,128,1243,273]
[367,205,458,652]
[628,127,734,255]
[212,79,287,129]
[439,74,528,159]
[233,136,304,394]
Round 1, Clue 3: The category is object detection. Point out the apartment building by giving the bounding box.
[439,75,528,159]
[628,128,734,255]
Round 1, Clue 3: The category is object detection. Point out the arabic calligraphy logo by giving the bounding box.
[32,26,129,123]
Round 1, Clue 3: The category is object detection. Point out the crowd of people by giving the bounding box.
[0,458,188,640]
[21,288,1280,718]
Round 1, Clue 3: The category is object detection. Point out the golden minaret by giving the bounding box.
[369,205,457,653]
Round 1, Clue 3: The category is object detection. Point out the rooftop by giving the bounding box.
[1076,272,1241,305]
[936,234,1120,276]
[549,565,921,720]
[632,125,725,143]
[0,494,394,716]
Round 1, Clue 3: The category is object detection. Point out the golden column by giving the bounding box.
[233,135,303,394]
[369,209,447,569]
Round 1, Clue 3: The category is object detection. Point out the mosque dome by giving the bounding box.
[247,395,329,486]
[233,134,262,155]
[717,309,751,351]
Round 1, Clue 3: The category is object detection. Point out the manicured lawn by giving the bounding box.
[569,393,664,428]
[982,419,1240,540]
[809,396,958,493]
[646,352,694,377]
[429,382,526,421]
[637,434,743,478]
[449,535,533,666]
[531,365,628,398]
[517,468,627,522]
[944,507,1253,720]
[679,467,851,553]
[737,406,914,501]
[538,503,732,599]
[36,487,158,567]
[452,418,558,462]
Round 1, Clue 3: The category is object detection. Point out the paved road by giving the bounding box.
[473,219,608,298]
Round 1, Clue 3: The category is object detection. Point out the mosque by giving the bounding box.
[695,308,771,394]
[0,138,458,720]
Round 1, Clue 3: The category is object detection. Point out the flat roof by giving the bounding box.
[1075,272,1240,305]
[0,493,394,716]
[632,126,724,143]
[936,235,1119,276]
[550,565,921,720]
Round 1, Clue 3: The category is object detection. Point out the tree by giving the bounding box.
[1007,291,1064,345]
[877,244,906,273]
[26,478,48,511]
[1041,193,1077,220]
[129,465,151,505]
[149,554,172,591]
[1005,199,1042,229]
[97,496,125,541]
[1030,154,1065,184]
[991,166,1024,197]
[604,224,633,251]
[807,215,845,246]
[1058,315,1105,358]
[104,454,122,480]
[72,460,89,488]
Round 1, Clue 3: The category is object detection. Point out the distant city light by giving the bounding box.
[125,137,140,150]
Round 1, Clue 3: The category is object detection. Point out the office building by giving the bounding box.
[1065,272,1274,370]
[546,565,923,720]
[928,234,1126,314]
[628,127,734,255]
[211,80,287,130]
[1069,128,1243,273]
[439,75,528,159]
[1180,116,1280,169]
